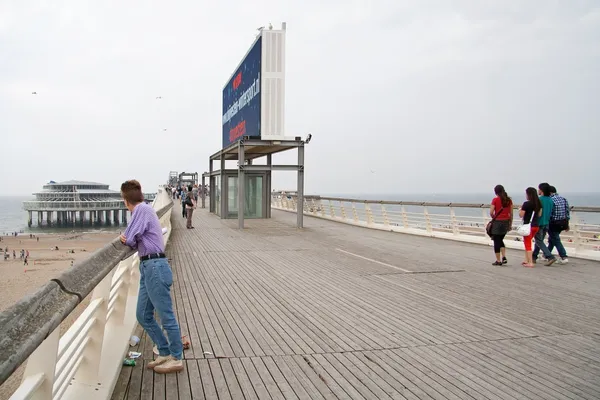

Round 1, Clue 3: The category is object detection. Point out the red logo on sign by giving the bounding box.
[233,72,242,90]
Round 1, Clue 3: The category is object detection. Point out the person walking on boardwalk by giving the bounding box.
[520,187,542,268]
[533,183,557,266]
[184,185,196,229]
[119,179,184,374]
[489,185,513,265]
[181,187,188,219]
[547,186,570,264]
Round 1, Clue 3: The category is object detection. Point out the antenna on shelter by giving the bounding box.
[282,22,287,30]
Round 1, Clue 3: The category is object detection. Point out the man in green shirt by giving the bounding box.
[533,182,556,266]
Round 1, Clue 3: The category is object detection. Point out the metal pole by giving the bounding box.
[297,144,304,228]
[238,141,245,229]
[266,154,272,218]
[201,174,206,209]
[220,152,226,218]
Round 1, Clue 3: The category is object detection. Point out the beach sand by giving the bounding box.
[0,232,117,400]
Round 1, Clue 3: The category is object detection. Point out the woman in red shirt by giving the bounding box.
[490,185,513,265]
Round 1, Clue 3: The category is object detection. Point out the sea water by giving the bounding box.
[0,196,127,234]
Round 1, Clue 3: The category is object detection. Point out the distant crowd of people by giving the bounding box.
[489,183,570,268]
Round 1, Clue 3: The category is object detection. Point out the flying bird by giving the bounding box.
[370,170,376,174]
[156,96,162,99]
[163,129,167,131]
[32,92,37,95]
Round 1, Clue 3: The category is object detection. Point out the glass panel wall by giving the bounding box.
[214,175,221,216]
[225,174,264,218]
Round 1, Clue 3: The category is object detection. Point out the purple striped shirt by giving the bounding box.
[124,203,164,256]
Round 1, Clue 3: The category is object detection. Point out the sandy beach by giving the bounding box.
[0,232,116,400]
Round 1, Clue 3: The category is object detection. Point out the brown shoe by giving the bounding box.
[147,355,171,370]
[154,358,184,374]
[544,258,557,266]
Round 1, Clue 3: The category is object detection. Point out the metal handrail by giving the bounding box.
[0,193,173,388]
[272,195,600,261]
[296,195,600,213]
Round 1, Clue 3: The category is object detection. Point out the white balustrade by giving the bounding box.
[272,196,600,262]
[10,188,173,400]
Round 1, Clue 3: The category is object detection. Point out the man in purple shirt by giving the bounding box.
[119,180,183,374]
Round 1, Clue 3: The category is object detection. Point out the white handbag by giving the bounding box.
[517,210,535,236]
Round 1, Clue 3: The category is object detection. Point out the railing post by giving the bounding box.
[571,211,583,254]
[352,203,358,222]
[73,270,113,384]
[19,328,60,400]
[482,209,489,238]
[401,206,409,228]
[450,207,459,235]
[365,204,374,225]
[329,200,335,218]
[340,201,347,220]
[310,198,317,215]
[381,204,389,226]
[424,207,432,232]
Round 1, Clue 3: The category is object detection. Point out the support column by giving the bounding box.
[266,154,272,219]
[220,152,226,218]
[201,174,206,209]
[238,141,245,229]
[79,211,85,225]
[114,210,119,224]
[38,212,42,226]
[46,211,52,226]
[297,144,305,228]
[122,210,127,224]
[28,211,32,227]
[209,158,214,213]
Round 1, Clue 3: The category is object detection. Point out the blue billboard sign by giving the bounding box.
[222,36,262,148]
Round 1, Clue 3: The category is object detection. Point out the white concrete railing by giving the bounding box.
[6,188,173,400]
[273,195,600,261]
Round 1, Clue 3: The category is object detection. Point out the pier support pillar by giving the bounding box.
[79,211,85,225]
[38,212,42,226]
[28,211,32,227]
[46,211,52,226]
[113,210,119,225]
[297,144,305,228]
[122,210,127,224]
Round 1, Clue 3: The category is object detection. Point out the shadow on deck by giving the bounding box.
[112,207,600,400]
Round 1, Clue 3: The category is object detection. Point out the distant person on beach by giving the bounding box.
[547,186,570,264]
[520,187,542,268]
[532,183,556,266]
[489,185,513,265]
[119,179,184,374]
[185,185,196,229]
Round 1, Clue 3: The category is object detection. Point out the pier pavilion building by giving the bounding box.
[22,180,129,227]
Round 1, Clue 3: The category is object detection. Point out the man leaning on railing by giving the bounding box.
[119,179,184,374]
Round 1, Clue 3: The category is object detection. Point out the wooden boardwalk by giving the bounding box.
[112,207,600,400]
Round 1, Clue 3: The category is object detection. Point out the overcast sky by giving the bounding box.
[1,0,598,197]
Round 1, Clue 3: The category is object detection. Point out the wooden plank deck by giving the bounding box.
[112,207,600,399]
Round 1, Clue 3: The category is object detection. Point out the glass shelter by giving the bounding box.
[202,138,305,228]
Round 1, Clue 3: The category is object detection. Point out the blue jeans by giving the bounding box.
[548,228,568,258]
[533,225,554,260]
[137,258,183,359]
